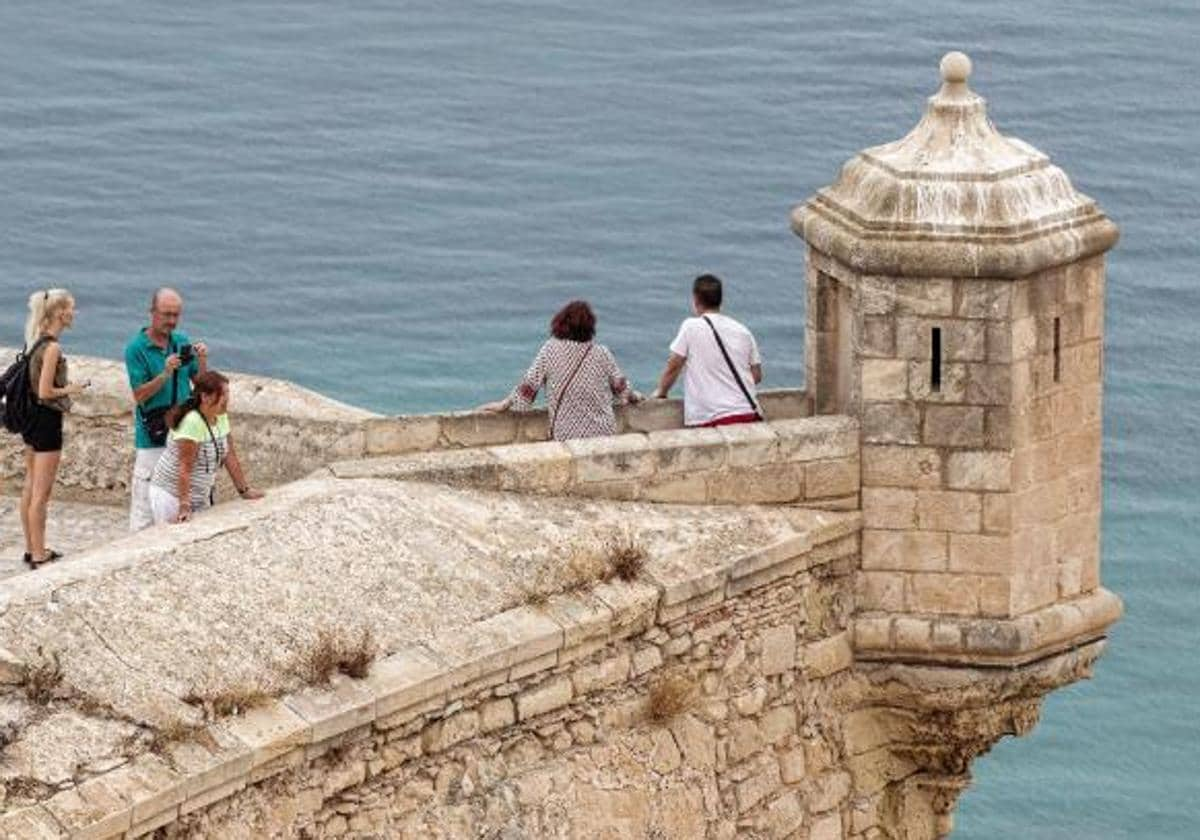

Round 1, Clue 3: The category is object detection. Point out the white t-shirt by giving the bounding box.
[669,313,761,426]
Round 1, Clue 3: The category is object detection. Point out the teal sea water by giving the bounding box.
[1,2,1197,835]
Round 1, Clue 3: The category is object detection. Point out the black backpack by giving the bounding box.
[1,336,53,435]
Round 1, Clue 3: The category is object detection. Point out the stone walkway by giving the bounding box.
[0,498,128,580]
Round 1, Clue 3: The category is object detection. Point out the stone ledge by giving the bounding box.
[853,588,1122,666]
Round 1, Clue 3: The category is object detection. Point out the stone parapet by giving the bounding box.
[0,345,809,506]
[332,415,859,510]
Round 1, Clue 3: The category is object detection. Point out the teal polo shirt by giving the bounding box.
[124,328,200,449]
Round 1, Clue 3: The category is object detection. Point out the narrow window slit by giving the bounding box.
[1053,317,1061,382]
[930,327,942,392]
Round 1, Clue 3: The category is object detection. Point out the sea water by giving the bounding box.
[1,1,1197,835]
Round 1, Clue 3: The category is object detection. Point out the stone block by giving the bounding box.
[862,529,947,572]
[916,490,982,533]
[422,709,480,753]
[571,651,631,695]
[718,421,781,466]
[908,574,978,615]
[536,592,614,650]
[907,360,968,403]
[949,534,1012,574]
[860,276,895,314]
[592,579,659,636]
[897,317,986,362]
[760,624,797,675]
[727,718,763,763]
[566,434,656,482]
[509,650,558,681]
[863,402,920,445]
[808,770,853,813]
[773,416,859,462]
[946,450,1012,491]
[736,762,782,813]
[640,472,709,503]
[965,363,1011,405]
[647,426,728,475]
[761,706,797,744]
[765,792,805,838]
[861,359,908,400]
[804,458,859,499]
[987,320,1013,363]
[515,410,551,441]
[45,777,131,840]
[477,696,516,734]
[895,279,954,316]
[809,811,843,840]
[428,607,563,690]
[516,676,573,720]
[366,645,452,719]
[284,676,376,744]
[670,714,717,770]
[860,316,896,358]
[632,645,664,676]
[757,389,811,420]
[856,571,906,611]
[778,747,808,783]
[923,405,985,448]
[982,494,1012,533]
[853,617,892,650]
[862,487,917,529]
[620,398,684,432]
[958,280,1012,320]
[220,700,310,770]
[439,411,521,447]
[0,805,69,839]
[364,416,441,455]
[979,576,1012,617]
[893,617,931,650]
[862,445,942,489]
[490,441,573,493]
[803,632,853,677]
[932,621,963,651]
[706,463,802,504]
[0,646,25,685]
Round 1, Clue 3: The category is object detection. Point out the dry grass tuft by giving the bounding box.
[147,719,206,756]
[518,531,648,607]
[292,628,378,686]
[646,672,697,724]
[607,534,647,582]
[22,647,63,706]
[182,687,273,721]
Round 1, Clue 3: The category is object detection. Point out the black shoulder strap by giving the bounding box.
[702,316,762,419]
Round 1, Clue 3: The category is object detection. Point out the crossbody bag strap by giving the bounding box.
[550,343,594,438]
[702,315,762,420]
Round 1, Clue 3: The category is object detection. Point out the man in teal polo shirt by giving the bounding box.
[124,287,207,530]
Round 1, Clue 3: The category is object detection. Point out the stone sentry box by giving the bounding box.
[794,53,1120,660]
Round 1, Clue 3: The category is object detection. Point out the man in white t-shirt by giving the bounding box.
[652,274,763,427]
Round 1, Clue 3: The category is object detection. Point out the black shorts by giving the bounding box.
[21,404,64,453]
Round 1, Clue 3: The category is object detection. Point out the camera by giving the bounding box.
[178,343,194,365]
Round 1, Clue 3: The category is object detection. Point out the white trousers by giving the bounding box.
[148,484,181,525]
[129,447,164,531]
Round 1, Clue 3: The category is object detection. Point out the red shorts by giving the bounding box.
[696,412,761,428]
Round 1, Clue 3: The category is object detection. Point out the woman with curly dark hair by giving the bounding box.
[478,300,640,440]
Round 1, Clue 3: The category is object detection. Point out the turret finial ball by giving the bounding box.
[940,51,972,83]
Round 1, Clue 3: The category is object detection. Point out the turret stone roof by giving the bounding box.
[793,52,1118,278]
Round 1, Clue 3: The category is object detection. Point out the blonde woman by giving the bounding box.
[20,289,88,568]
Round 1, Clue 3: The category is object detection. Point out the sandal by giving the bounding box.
[30,549,63,568]
[22,552,34,568]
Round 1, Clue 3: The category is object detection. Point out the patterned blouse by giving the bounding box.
[509,338,638,440]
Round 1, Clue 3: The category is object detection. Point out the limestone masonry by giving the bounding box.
[0,53,1120,839]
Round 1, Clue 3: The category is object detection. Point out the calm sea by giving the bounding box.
[1,1,1197,835]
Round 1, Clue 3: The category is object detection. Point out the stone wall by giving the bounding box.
[0,347,809,507]
[330,415,859,510]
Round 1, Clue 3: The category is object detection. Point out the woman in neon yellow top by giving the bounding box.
[148,370,264,524]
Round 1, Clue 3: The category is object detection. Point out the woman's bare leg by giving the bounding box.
[28,450,61,560]
[20,446,35,554]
